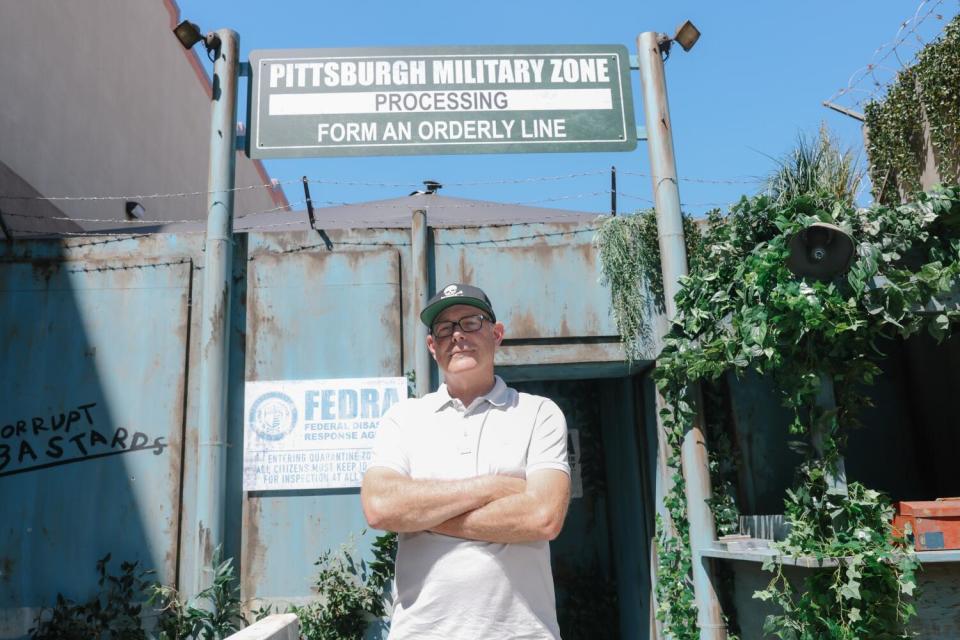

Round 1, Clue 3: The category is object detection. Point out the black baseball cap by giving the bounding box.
[420,283,496,328]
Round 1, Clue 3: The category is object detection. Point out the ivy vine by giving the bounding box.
[865,15,960,204]
[596,209,705,360]
[598,185,960,638]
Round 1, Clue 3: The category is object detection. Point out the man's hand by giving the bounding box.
[361,467,526,533]
[430,469,570,544]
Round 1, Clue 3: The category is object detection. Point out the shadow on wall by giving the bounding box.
[727,330,960,518]
[0,239,192,638]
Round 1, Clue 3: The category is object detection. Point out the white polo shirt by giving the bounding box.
[369,376,569,640]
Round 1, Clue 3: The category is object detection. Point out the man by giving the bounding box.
[361,283,571,640]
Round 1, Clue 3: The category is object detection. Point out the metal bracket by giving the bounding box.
[302,177,333,250]
[239,62,251,77]
[636,126,647,141]
[0,208,11,241]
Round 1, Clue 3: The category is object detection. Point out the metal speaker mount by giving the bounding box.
[786,222,856,281]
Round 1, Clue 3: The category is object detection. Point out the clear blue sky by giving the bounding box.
[177,0,956,217]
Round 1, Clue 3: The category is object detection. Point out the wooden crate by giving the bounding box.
[893,499,960,551]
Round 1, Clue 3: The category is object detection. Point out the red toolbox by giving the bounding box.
[893,499,960,551]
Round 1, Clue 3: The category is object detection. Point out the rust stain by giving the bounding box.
[525,243,561,267]
[245,276,263,382]
[265,230,309,254]
[166,368,187,582]
[0,556,12,583]
[246,309,281,382]
[198,523,214,570]
[29,258,61,284]
[342,249,370,271]
[241,496,263,601]
[575,241,595,263]
[508,310,539,340]
[457,251,475,283]
[584,309,604,336]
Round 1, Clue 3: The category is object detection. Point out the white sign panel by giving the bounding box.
[243,377,406,491]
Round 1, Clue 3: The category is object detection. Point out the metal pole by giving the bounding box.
[193,28,239,595]
[813,374,848,494]
[637,31,726,639]
[411,209,431,397]
[611,165,617,216]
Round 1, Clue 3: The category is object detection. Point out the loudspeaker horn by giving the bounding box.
[786,222,855,281]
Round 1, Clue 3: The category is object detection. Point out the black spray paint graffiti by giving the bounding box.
[0,402,167,478]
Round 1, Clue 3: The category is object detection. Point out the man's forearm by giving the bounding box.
[431,493,566,543]
[430,469,570,543]
[361,471,525,533]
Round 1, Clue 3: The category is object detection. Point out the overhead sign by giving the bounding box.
[247,45,636,158]
[243,377,406,491]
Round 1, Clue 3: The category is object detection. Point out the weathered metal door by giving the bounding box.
[237,242,403,605]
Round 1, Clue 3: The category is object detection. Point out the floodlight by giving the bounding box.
[125,201,145,220]
[173,20,204,50]
[673,21,701,52]
[172,19,221,53]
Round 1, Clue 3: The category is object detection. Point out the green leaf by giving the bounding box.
[900,579,916,596]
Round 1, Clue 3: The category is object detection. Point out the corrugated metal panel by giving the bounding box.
[0,254,191,637]
[432,224,619,340]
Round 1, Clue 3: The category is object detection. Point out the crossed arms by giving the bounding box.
[360,467,570,544]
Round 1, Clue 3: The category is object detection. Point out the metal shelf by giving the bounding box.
[700,546,960,567]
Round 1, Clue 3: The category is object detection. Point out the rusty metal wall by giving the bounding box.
[0,218,630,637]
[0,240,196,637]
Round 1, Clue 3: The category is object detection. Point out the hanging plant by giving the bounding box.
[598,184,960,639]
[865,15,960,204]
[596,209,706,360]
[914,16,960,184]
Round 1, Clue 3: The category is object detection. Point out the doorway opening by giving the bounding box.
[512,377,655,640]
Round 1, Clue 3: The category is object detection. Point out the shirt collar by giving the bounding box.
[432,375,509,412]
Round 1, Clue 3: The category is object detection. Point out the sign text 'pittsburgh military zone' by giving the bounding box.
[247,45,636,158]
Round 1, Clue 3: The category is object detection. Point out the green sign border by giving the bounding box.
[246,44,636,159]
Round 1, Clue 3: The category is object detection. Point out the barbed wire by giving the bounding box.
[618,170,761,185]
[64,259,192,274]
[0,193,614,233]
[0,169,761,205]
[828,0,951,108]
[620,192,732,208]
[441,170,608,186]
[434,226,600,246]
[303,169,610,188]
[6,228,150,238]
[0,180,298,203]
[250,225,604,255]
[0,201,306,226]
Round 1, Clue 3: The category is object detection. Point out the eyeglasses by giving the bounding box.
[431,314,492,338]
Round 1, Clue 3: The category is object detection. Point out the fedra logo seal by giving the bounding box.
[248,392,297,441]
